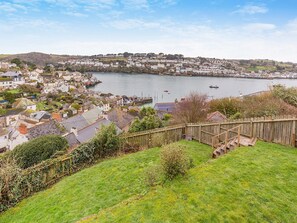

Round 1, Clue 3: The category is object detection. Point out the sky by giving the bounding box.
[0,0,297,62]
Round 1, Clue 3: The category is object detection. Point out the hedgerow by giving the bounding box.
[11,135,68,169]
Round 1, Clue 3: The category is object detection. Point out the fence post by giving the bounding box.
[291,120,296,147]
[225,131,228,149]
[148,131,152,148]
[250,120,254,138]
[238,127,241,147]
[198,125,201,143]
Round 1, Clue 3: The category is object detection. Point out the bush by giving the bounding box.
[144,165,162,186]
[0,159,23,212]
[93,124,120,158]
[12,135,68,169]
[160,144,190,180]
[71,141,96,166]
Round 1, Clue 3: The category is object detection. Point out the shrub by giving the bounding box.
[12,135,68,169]
[0,159,23,212]
[144,165,162,186]
[160,144,190,180]
[93,124,120,158]
[71,141,96,166]
[174,92,209,123]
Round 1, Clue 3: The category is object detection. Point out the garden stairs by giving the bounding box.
[212,125,257,158]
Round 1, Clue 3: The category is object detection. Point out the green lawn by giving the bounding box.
[1,141,297,223]
[0,141,212,223]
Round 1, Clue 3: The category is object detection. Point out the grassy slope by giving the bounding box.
[82,141,297,223]
[0,141,212,223]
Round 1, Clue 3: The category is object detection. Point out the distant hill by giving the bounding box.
[1,52,296,73]
[0,52,81,66]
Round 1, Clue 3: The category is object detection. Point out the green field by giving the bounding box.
[1,141,297,223]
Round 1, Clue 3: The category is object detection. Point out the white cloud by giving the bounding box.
[244,23,276,32]
[121,0,148,9]
[64,11,88,17]
[0,2,27,12]
[287,18,297,33]
[108,19,161,29]
[234,4,268,15]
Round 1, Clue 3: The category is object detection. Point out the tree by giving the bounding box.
[174,92,209,123]
[10,58,22,67]
[129,108,163,133]
[209,97,241,118]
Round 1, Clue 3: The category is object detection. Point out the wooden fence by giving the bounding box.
[123,117,297,148]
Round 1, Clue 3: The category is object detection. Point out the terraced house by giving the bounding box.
[0,71,24,89]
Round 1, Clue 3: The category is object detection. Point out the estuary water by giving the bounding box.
[91,72,297,103]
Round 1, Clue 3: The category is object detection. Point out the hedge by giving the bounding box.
[11,135,68,169]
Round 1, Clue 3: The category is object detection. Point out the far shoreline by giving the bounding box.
[90,71,297,80]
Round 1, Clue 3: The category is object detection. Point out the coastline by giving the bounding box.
[90,70,297,80]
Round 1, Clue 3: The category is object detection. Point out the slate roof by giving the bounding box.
[81,107,103,124]
[27,120,63,140]
[154,102,176,113]
[64,132,80,148]
[76,118,121,144]
[107,109,134,130]
[30,111,51,121]
[1,71,21,77]
[61,107,103,132]
[61,115,89,132]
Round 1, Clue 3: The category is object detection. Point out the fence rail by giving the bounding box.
[123,117,297,148]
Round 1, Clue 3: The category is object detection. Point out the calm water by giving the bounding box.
[91,72,297,103]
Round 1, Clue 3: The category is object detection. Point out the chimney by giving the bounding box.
[52,112,62,122]
[70,127,78,136]
[19,124,28,135]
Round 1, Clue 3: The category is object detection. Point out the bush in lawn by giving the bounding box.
[0,158,23,212]
[160,144,190,180]
[144,165,162,186]
[12,135,68,169]
[93,123,120,158]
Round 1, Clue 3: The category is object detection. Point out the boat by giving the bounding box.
[209,85,219,89]
[164,90,169,92]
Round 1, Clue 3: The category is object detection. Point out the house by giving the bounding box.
[154,102,176,113]
[106,108,135,132]
[206,111,227,123]
[12,98,37,111]
[30,111,51,122]
[0,71,24,88]
[64,118,121,146]
[61,107,103,132]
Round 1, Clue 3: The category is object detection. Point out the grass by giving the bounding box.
[1,141,297,223]
[0,141,212,223]
[6,89,22,94]
[247,65,277,72]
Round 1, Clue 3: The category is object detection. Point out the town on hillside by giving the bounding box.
[0,59,158,153]
[1,52,297,79]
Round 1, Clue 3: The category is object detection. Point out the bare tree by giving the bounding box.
[174,92,209,123]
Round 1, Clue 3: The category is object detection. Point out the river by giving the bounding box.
[90,72,297,103]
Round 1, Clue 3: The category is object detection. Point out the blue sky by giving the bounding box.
[0,0,297,62]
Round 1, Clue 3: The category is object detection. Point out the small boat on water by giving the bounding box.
[164,90,169,92]
[209,85,219,89]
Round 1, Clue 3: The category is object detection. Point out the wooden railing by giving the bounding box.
[211,125,242,150]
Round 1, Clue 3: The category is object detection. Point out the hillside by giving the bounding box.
[1,140,297,222]
[1,52,296,75]
[0,52,80,66]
